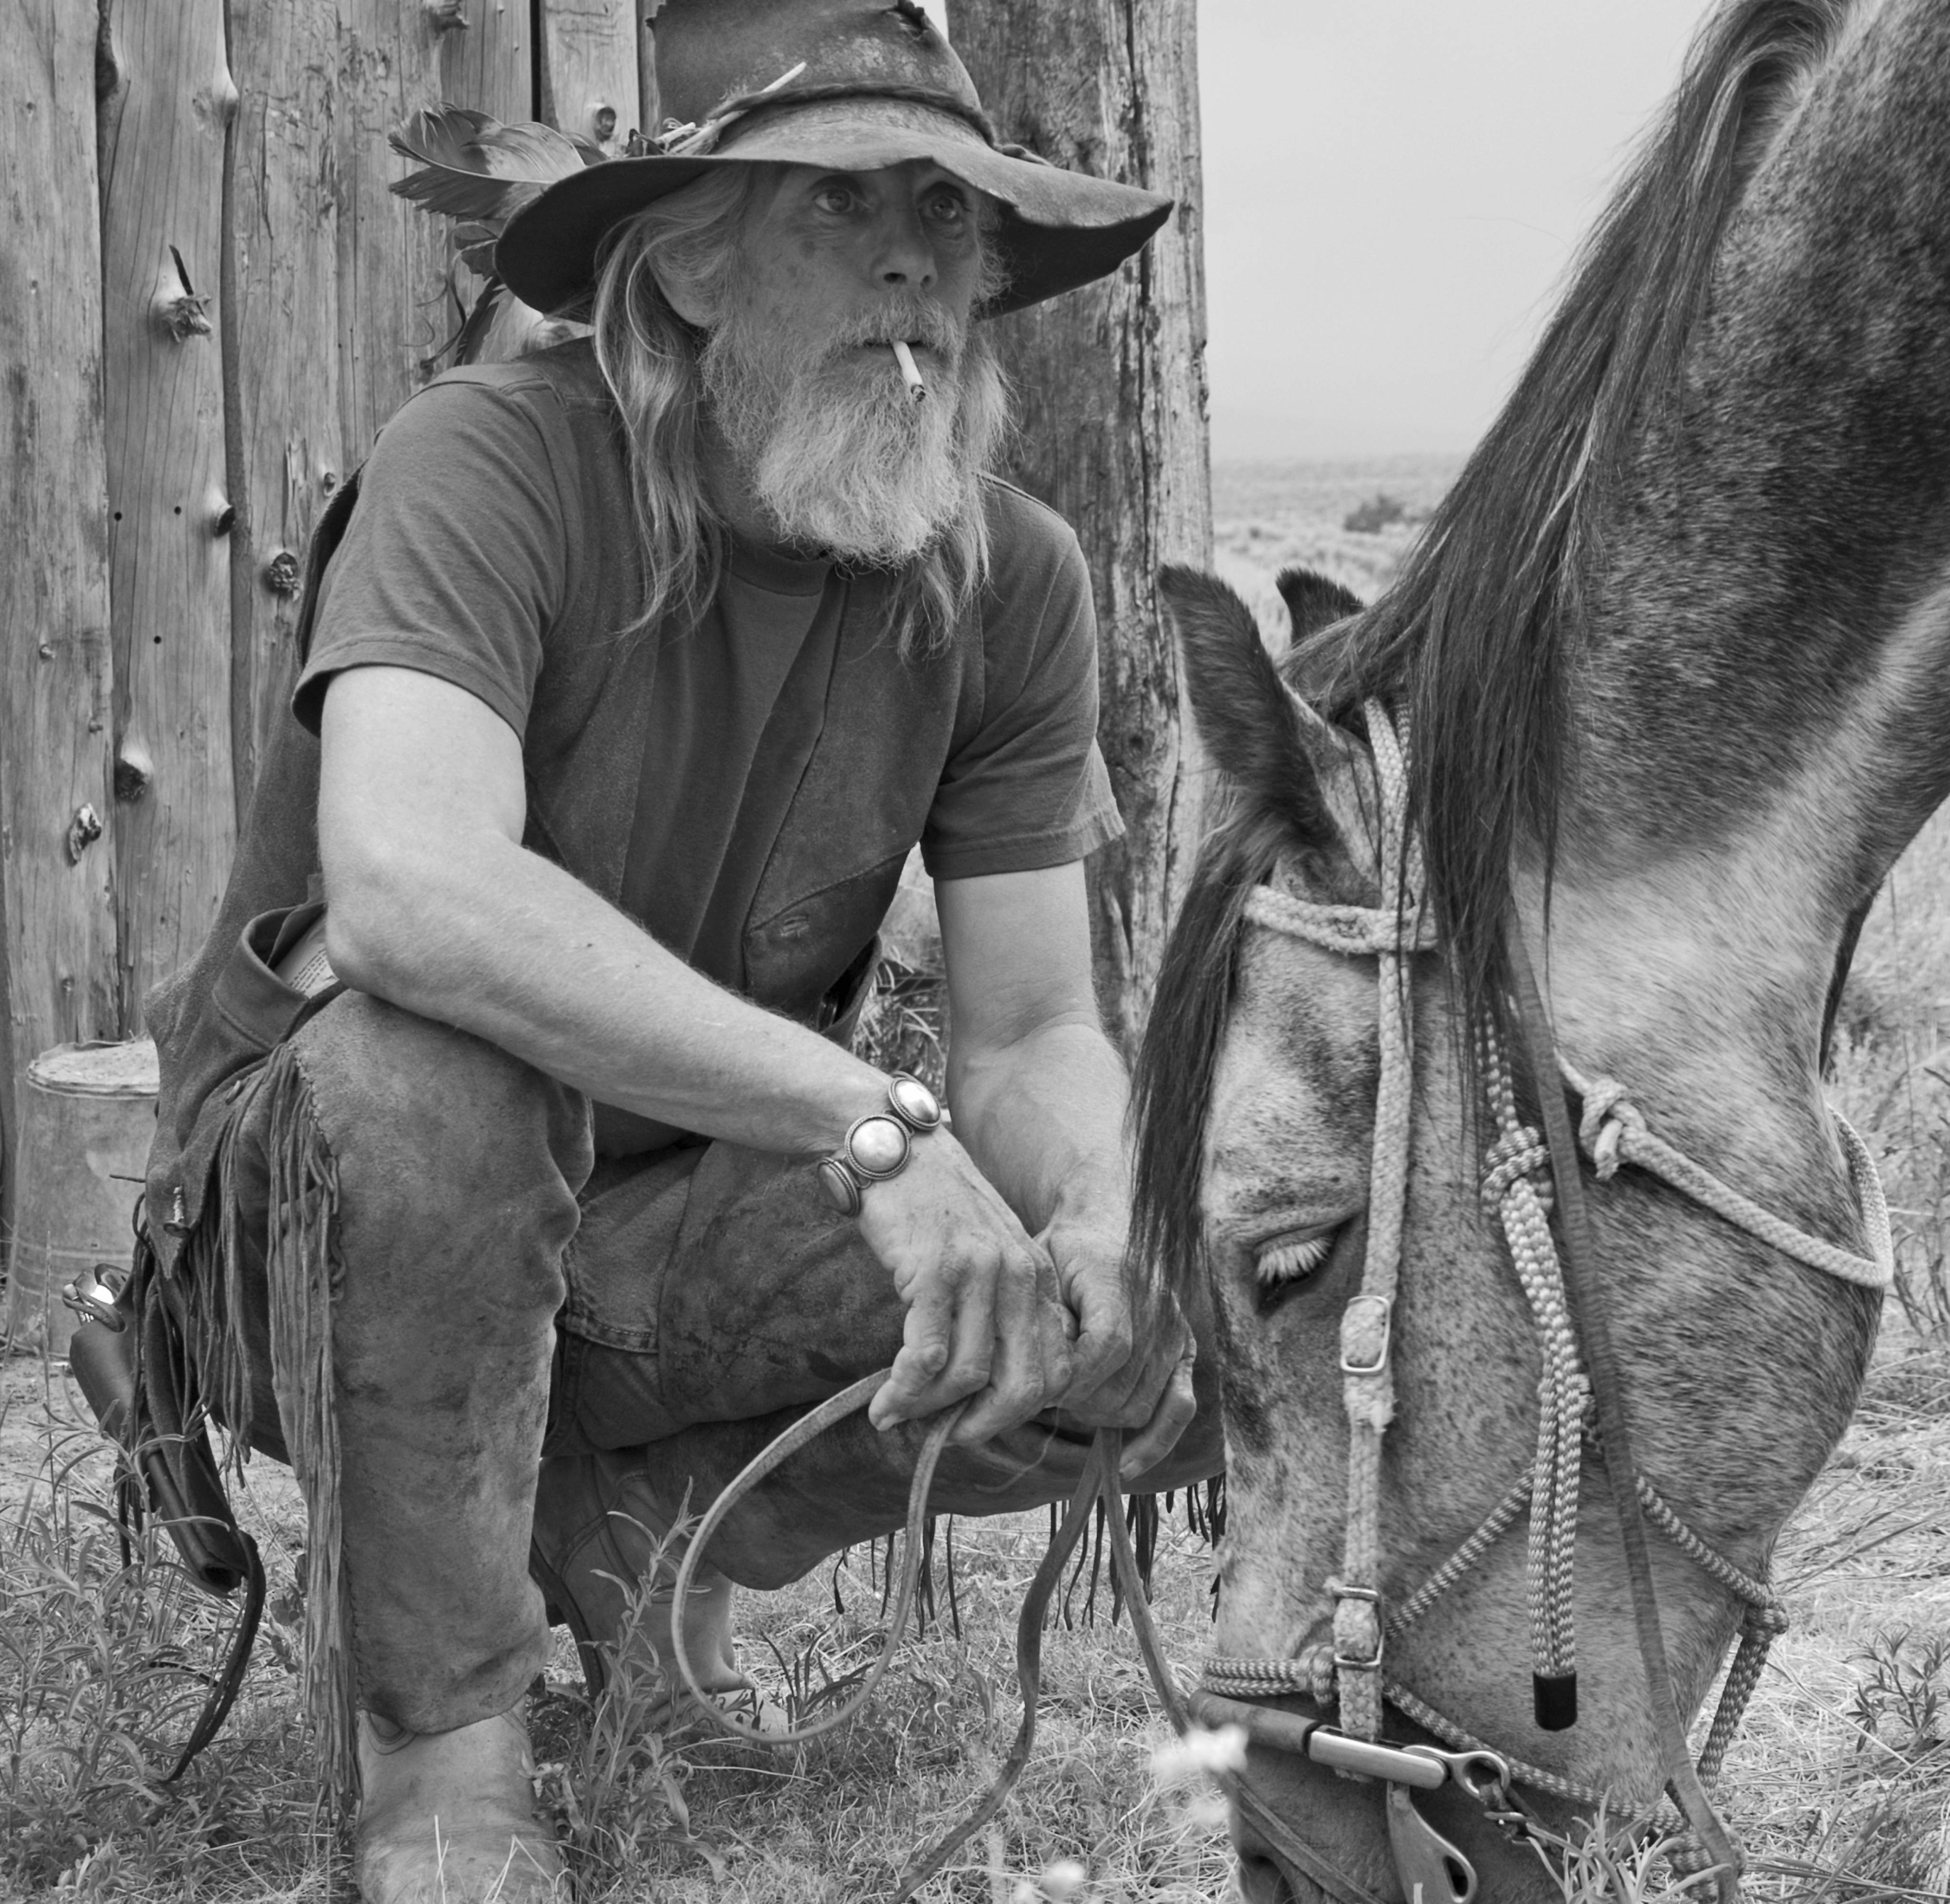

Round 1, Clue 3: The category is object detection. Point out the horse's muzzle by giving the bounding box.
[1222,1712,1572,1904]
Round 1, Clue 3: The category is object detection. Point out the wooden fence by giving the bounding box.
[0,0,646,1192]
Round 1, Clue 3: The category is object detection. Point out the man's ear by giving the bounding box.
[650,258,714,329]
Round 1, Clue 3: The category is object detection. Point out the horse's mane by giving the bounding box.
[1133,0,1849,1292]
[1311,0,1848,1043]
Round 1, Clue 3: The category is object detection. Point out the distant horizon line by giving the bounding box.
[1210,446,1470,468]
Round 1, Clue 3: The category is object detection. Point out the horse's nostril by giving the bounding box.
[1235,1851,1300,1904]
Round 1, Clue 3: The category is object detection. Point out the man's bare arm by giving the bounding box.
[320,665,897,1148]
[319,664,1072,1439]
[936,864,1197,1476]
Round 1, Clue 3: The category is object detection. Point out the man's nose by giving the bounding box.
[871,203,937,291]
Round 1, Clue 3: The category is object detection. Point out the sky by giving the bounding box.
[1198,1,1716,460]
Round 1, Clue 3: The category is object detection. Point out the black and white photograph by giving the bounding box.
[1,2,1946,1898]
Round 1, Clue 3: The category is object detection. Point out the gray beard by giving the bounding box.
[700,302,1005,565]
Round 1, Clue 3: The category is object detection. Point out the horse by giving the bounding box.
[1133,1,1950,1898]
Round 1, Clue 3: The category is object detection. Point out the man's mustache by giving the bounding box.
[827,303,961,358]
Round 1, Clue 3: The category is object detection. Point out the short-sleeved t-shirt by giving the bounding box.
[294,342,1122,1009]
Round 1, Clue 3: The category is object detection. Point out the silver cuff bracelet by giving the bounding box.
[816,1072,943,1215]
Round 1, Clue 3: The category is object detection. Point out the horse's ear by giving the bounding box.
[1276,565,1365,643]
[1159,565,1349,848]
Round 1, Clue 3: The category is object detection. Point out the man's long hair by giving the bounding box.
[589,169,1010,656]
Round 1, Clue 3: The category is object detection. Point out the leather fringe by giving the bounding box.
[174,1116,258,1480]
[256,1044,359,1815]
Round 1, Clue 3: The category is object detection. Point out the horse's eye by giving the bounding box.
[1254,1232,1334,1302]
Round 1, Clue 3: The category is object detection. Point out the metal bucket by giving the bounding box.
[4,1038,158,1358]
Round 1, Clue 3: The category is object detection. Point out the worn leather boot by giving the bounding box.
[354,1707,563,1903]
[528,1449,753,1714]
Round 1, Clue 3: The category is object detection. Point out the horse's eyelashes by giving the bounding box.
[1254,1234,1333,1291]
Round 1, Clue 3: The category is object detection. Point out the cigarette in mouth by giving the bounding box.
[891,338,927,404]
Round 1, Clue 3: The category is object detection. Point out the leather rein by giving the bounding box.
[667,699,1893,1904]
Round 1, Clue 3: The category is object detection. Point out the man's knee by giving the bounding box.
[287,992,590,1203]
[226,991,590,1349]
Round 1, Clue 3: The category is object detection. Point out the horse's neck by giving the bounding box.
[1554,0,1950,1137]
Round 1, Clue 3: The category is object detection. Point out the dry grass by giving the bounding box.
[0,467,1945,1901]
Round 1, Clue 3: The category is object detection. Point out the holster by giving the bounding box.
[66,1221,265,1775]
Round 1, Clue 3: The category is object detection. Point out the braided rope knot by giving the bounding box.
[1562,1368,1592,1426]
[1576,1076,1644,1180]
[1747,1599,1791,1639]
[1481,1126,1552,1213]
[1243,886,1435,959]
[1303,1643,1339,1707]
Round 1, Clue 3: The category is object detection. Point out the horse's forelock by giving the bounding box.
[1302,0,1850,1080]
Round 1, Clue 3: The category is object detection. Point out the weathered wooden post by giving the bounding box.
[640,0,666,134]
[227,5,453,782]
[540,0,641,155]
[464,2,640,359]
[225,3,346,799]
[438,0,534,126]
[99,0,239,1030]
[951,0,1213,1055]
[0,0,122,1178]
[333,5,451,467]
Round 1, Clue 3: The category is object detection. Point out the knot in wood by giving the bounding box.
[114,749,152,804]
[424,0,468,30]
[65,804,103,864]
[266,550,303,596]
[156,292,213,342]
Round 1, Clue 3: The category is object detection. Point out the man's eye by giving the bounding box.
[925,192,969,224]
[815,187,858,214]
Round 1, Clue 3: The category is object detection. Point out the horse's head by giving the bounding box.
[1140,553,1889,1904]
[1134,3,1950,1888]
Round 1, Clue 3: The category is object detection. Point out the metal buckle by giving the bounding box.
[1339,1293,1393,1376]
[1328,1580,1385,1671]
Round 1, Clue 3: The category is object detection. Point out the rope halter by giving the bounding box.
[1198,697,1894,1901]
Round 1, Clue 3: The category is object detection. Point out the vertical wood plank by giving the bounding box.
[440,0,532,123]
[540,0,639,152]
[953,0,1212,1057]
[336,4,448,461]
[0,0,122,1171]
[639,0,665,133]
[225,0,345,785]
[99,0,239,1030]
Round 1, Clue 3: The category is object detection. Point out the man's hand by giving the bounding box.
[1042,1213,1198,1480]
[858,1127,1076,1445]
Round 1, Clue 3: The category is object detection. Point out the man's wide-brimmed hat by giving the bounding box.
[495,0,1173,320]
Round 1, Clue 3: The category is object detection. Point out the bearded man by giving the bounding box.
[138,3,1221,1897]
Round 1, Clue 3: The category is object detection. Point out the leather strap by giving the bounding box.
[1506,922,1742,1900]
[67,1231,267,1781]
[892,1441,1106,1901]
[669,1369,965,1747]
[1100,1437,1390,1904]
